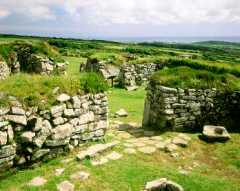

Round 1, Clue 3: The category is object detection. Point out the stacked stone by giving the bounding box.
[32,55,66,75]
[118,64,138,88]
[0,61,10,80]
[142,82,237,131]
[0,93,108,170]
[118,63,158,88]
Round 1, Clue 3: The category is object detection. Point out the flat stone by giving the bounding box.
[178,133,191,142]
[144,178,184,191]
[151,136,163,141]
[155,142,166,150]
[70,171,90,181]
[5,115,27,125]
[0,145,16,158]
[165,144,178,153]
[91,157,109,166]
[57,94,71,102]
[123,143,135,148]
[133,142,146,147]
[28,177,47,187]
[55,168,65,176]
[115,109,128,117]
[124,148,136,154]
[138,146,156,154]
[57,180,74,191]
[105,151,123,160]
[11,107,25,115]
[172,137,188,147]
[202,125,231,142]
[31,149,50,161]
[76,141,119,160]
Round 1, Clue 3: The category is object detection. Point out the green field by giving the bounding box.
[0,35,240,191]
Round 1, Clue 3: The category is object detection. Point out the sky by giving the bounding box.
[0,0,240,38]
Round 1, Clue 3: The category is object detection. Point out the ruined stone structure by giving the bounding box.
[0,93,108,170]
[82,58,120,87]
[118,63,159,89]
[143,81,240,131]
[0,61,10,80]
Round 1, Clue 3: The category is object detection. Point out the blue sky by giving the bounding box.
[0,0,240,38]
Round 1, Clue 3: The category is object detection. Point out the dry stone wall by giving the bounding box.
[82,58,120,86]
[118,63,159,88]
[0,93,108,170]
[143,81,240,131]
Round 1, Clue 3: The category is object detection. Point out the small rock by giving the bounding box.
[28,177,47,187]
[91,157,109,166]
[70,171,90,181]
[155,142,166,150]
[105,151,123,160]
[11,107,25,115]
[144,131,155,137]
[115,109,128,117]
[57,94,71,102]
[165,143,178,153]
[172,137,188,147]
[55,168,65,176]
[144,178,184,191]
[57,180,74,191]
[126,86,138,91]
[124,148,136,154]
[138,146,156,154]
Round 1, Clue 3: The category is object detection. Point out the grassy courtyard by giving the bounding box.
[0,86,239,191]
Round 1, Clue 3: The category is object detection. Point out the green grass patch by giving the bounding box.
[151,66,240,91]
[0,73,108,109]
[108,87,146,123]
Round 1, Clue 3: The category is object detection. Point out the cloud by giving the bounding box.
[0,0,240,37]
[61,0,240,25]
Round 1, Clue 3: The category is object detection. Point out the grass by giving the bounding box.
[0,73,108,109]
[0,35,240,191]
[108,87,146,123]
[151,66,240,91]
[0,88,240,191]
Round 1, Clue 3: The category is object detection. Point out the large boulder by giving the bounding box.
[202,125,231,142]
[144,178,184,191]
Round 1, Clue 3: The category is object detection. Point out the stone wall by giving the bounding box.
[118,63,158,88]
[0,61,10,80]
[143,82,240,131]
[81,58,120,87]
[0,93,108,170]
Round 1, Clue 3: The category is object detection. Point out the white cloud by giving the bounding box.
[0,0,240,24]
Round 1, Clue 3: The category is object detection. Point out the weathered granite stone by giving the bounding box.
[11,107,25,115]
[29,177,47,187]
[115,109,128,117]
[32,149,50,161]
[5,115,27,125]
[0,131,7,145]
[51,123,73,140]
[144,178,184,191]
[202,125,231,142]
[57,180,74,191]
[57,94,71,102]
[20,131,35,143]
